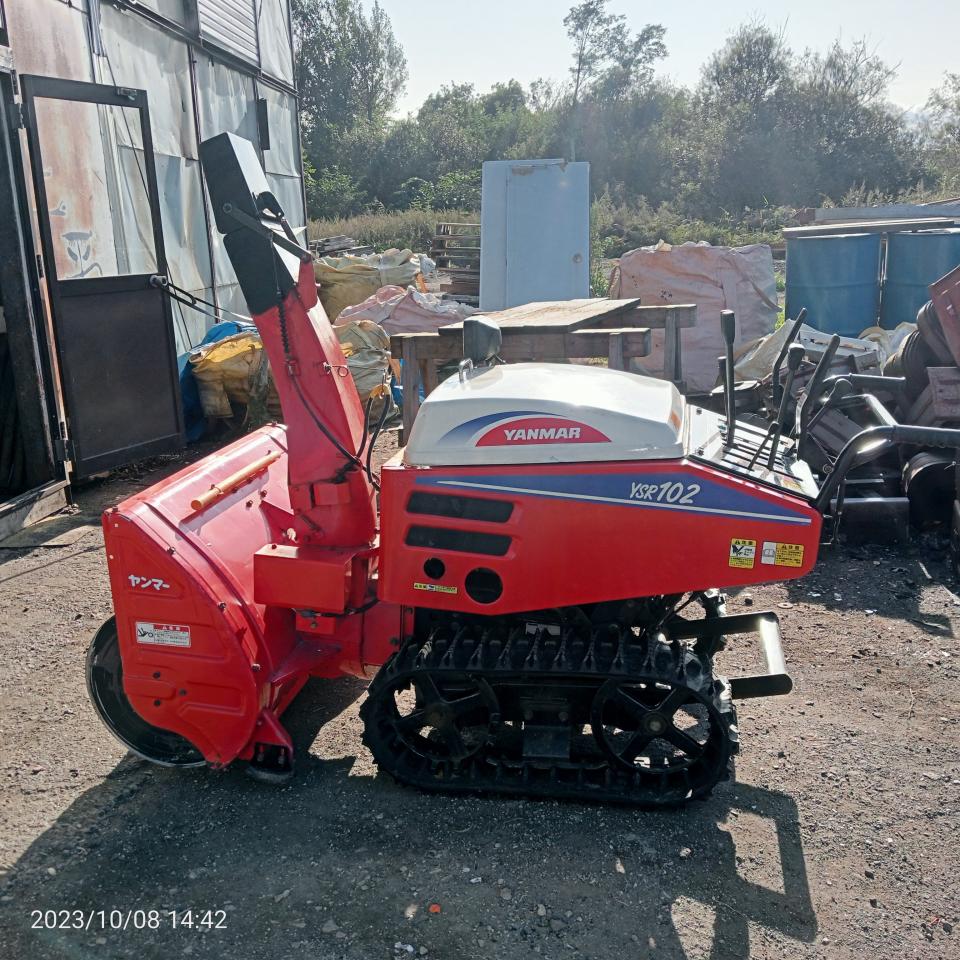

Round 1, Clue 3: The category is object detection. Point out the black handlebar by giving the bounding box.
[720,310,737,447]
[765,344,806,469]
[813,424,960,513]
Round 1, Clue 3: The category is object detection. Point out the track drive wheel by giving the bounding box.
[590,677,730,800]
[86,617,204,767]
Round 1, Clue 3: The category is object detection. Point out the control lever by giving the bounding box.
[748,344,805,470]
[795,333,840,440]
[804,378,853,434]
[720,310,737,447]
[770,308,807,407]
[766,344,805,469]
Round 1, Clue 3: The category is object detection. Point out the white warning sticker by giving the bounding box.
[135,622,191,648]
[761,541,805,567]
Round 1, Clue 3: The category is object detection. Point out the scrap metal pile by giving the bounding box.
[706,262,960,549]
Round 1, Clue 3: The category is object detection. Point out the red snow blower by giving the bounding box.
[85,133,960,805]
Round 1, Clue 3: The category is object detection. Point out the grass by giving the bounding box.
[309,202,792,293]
[589,195,791,259]
[308,209,479,253]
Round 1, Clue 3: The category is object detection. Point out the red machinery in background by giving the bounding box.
[86,134,960,805]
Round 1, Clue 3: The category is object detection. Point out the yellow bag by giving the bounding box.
[189,332,280,420]
[314,248,424,320]
[334,320,390,404]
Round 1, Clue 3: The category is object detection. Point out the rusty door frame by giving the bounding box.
[20,74,183,477]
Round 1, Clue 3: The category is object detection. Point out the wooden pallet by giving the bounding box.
[432,222,481,286]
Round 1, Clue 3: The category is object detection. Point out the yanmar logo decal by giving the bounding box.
[476,416,610,446]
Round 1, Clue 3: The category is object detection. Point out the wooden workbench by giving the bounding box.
[390,298,697,438]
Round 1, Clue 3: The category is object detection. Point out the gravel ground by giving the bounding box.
[1,447,959,960]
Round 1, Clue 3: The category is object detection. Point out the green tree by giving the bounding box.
[679,25,919,214]
[681,23,795,213]
[701,21,788,108]
[925,73,960,195]
[293,3,945,233]
[928,72,960,141]
[789,40,921,203]
[563,0,665,159]
[292,0,406,128]
[292,0,406,215]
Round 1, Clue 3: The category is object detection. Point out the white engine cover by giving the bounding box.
[404,362,686,466]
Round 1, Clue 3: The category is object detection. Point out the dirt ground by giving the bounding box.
[1,446,959,960]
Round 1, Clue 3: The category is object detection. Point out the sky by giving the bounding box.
[376,0,959,117]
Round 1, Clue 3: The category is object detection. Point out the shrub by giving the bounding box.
[309,209,479,253]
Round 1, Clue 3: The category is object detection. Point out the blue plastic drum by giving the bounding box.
[786,233,881,336]
[880,229,960,329]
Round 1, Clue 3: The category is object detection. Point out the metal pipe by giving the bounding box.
[757,613,788,679]
[190,451,281,512]
[823,373,905,393]
[807,383,895,436]
[669,611,792,699]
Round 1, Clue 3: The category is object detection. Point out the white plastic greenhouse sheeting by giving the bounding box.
[7,0,304,352]
[99,7,215,351]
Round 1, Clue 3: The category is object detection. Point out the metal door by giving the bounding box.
[480,159,590,311]
[21,76,182,478]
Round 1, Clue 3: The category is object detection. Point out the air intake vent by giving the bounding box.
[405,526,511,557]
[407,492,513,523]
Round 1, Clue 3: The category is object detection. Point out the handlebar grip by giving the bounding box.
[786,343,804,372]
[798,333,840,436]
[720,310,736,346]
[814,423,960,514]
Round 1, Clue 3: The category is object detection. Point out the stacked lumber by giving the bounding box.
[309,235,373,257]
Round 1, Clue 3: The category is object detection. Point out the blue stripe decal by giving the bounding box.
[415,472,812,526]
[438,410,546,445]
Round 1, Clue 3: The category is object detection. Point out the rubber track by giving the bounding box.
[360,626,738,807]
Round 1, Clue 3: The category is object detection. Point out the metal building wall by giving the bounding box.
[5,0,304,352]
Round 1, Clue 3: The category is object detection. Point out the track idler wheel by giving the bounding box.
[86,617,204,767]
[590,677,731,800]
[365,669,499,767]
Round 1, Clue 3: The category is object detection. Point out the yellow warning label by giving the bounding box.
[414,582,459,595]
[761,541,804,567]
[728,538,756,568]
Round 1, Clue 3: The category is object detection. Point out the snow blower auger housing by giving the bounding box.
[86,133,960,804]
